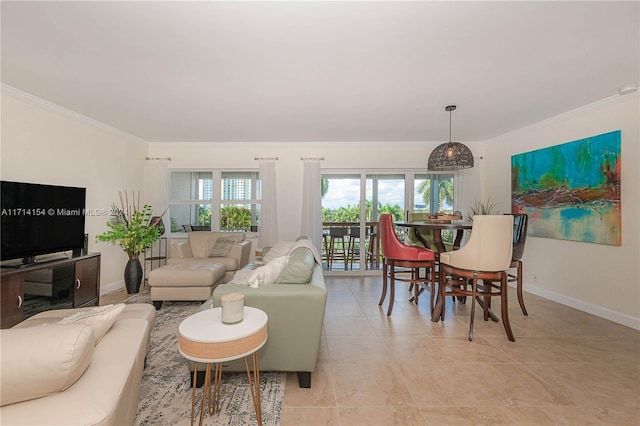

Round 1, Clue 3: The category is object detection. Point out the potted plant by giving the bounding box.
[96,192,164,294]
[466,198,499,222]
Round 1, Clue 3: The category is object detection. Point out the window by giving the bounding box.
[414,173,455,244]
[413,173,454,214]
[221,172,260,231]
[169,170,260,233]
[170,171,213,232]
[321,174,361,222]
[320,170,457,271]
[367,173,405,221]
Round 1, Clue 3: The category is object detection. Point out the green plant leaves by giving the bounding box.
[466,198,498,222]
[96,204,160,258]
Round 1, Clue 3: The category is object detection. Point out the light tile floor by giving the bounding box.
[103,276,640,425]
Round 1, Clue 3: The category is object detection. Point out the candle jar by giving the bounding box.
[221,293,244,324]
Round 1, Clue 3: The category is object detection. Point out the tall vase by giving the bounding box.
[124,257,143,294]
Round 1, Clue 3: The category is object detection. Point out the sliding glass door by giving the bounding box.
[321,175,361,271]
[321,170,455,273]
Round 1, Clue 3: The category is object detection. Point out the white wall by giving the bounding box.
[483,94,640,328]
[1,90,148,294]
[148,141,484,243]
[6,86,636,328]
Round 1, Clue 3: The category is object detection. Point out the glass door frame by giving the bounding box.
[322,168,437,275]
[322,168,458,275]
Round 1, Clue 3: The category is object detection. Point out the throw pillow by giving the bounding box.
[252,256,287,288]
[275,247,315,284]
[229,257,287,288]
[56,303,125,344]
[209,234,243,258]
[0,323,94,406]
[262,242,293,263]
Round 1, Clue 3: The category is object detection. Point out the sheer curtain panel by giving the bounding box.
[258,159,279,248]
[300,159,323,252]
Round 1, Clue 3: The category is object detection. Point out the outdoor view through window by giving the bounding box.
[321,173,454,271]
[168,170,454,272]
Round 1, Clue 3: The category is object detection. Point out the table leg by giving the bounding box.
[198,363,212,426]
[191,362,198,426]
[411,228,431,249]
[452,228,465,250]
[210,362,222,415]
[244,352,262,426]
[433,230,446,253]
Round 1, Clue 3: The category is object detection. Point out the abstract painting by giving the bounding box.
[511,130,621,245]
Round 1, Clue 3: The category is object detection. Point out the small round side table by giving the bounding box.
[178,307,268,426]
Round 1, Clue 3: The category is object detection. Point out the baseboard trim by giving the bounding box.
[511,282,640,330]
[100,280,125,297]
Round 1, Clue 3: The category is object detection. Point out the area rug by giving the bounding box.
[126,292,285,425]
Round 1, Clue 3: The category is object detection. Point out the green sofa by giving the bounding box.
[189,239,327,388]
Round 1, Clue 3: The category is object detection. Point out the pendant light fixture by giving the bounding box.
[427,105,474,171]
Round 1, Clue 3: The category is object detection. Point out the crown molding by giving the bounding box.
[1,84,147,145]
[489,91,639,143]
[148,140,452,148]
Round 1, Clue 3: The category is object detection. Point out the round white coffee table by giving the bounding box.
[178,307,268,426]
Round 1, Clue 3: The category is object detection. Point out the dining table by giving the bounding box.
[394,220,472,253]
[394,220,473,322]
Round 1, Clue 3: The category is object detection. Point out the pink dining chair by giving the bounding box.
[378,214,435,316]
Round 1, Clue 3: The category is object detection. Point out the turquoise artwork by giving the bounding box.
[511,130,621,245]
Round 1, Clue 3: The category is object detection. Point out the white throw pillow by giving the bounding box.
[262,242,293,263]
[0,323,94,406]
[56,303,125,344]
[251,256,287,288]
[229,257,287,288]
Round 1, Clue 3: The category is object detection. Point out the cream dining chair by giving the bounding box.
[438,215,515,341]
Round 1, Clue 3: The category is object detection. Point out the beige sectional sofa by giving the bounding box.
[0,303,156,425]
[168,231,252,282]
[148,231,252,309]
[189,237,327,388]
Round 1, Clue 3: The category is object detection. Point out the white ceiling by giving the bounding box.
[2,1,638,143]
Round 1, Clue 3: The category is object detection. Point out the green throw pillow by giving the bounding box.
[275,247,315,284]
[209,234,242,257]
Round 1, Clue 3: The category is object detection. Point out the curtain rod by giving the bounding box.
[300,157,325,160]
[254,157,279,160]
[145,157,171,161]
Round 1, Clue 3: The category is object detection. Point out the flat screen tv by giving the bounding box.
[1,181,86,264]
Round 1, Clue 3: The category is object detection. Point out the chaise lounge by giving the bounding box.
[148,231,251,309]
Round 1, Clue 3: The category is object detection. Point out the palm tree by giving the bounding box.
[439,180,454,209]
[417,178,454,212]
[198,205,211,225]
[378,203,404,221]
[321,178,329,198]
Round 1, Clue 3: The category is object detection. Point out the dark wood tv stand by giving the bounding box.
[1,253,101,329]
